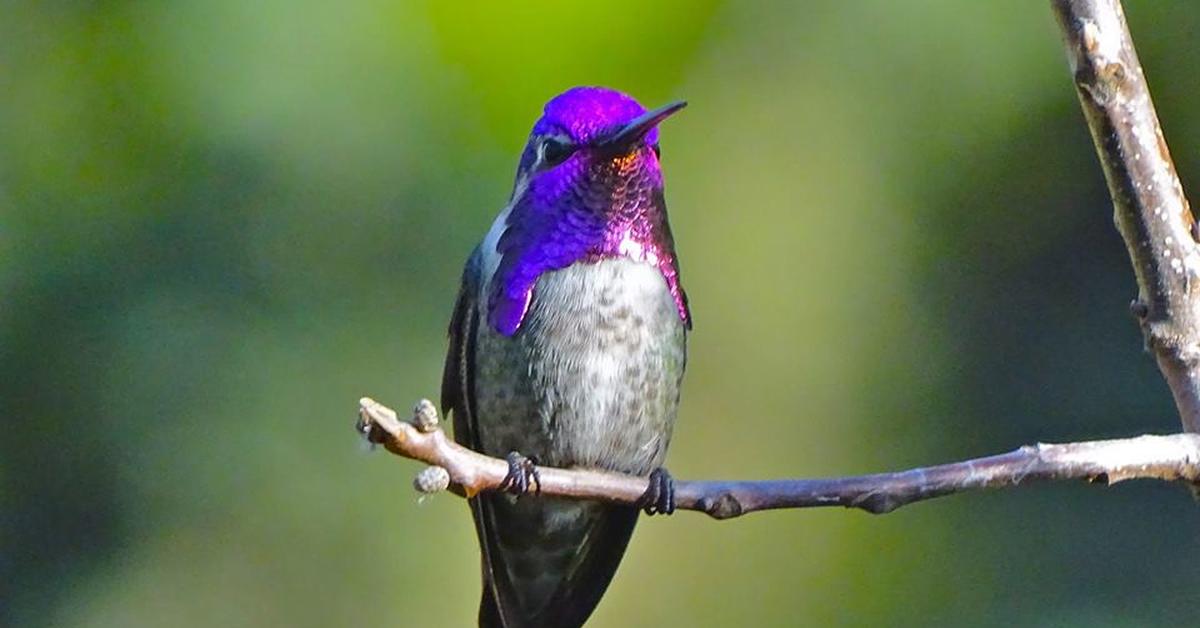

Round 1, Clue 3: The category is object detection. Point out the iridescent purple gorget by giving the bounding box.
[487,86,691,336]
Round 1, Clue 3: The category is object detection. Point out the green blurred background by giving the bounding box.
[5,2,1200,626]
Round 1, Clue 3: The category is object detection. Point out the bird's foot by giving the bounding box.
[497,451,541,496]
[639,467,675,516]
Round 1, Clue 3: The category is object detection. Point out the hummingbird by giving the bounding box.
[440,86,691,628]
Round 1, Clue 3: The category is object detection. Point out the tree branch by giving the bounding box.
[358,397,1200,520]
[1052,0,1200,432]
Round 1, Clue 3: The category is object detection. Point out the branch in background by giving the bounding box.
[358,397,1200,520]
[1052,0,1200,432]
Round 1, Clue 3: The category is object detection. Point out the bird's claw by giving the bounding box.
[639,467,675,515]
[497,451,541,496]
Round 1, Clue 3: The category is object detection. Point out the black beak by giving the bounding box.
[597,100,687,153]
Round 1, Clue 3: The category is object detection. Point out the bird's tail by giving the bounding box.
[472,495,640,628]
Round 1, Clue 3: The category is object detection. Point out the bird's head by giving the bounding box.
[488,86,690,336]
[509,86,686,205]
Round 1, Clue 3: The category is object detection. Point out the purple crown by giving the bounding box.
[534,87,662,146]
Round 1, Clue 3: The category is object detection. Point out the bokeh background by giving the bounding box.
[5,2,1200,626]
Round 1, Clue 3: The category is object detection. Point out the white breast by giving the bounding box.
[479,202,512,290]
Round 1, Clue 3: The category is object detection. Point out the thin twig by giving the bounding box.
[1052,0,1200,432]
[358,397,1200,520]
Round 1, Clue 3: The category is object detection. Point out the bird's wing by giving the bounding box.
[441,244,483,449]
[441,246,518,626]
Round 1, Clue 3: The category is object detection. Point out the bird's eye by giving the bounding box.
[540,137,576,168]
[652,144,661,158]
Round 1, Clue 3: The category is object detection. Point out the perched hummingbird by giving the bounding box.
[441,86,691,628]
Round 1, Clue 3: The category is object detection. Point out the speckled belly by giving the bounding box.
[473,257,687,475]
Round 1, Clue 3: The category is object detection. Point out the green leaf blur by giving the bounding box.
[4,2,1199,627]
